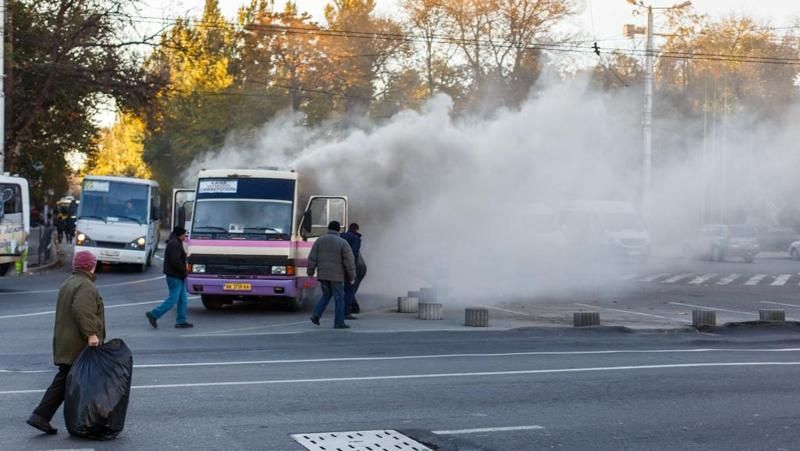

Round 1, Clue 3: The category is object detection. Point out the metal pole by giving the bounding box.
[0,0,5,174]
[642,5,654,219]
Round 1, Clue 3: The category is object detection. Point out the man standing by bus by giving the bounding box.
[340,223,362,318]
[146,226,193,329]
[308,221,356,329]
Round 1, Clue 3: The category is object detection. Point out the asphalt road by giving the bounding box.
[1,246,799,450]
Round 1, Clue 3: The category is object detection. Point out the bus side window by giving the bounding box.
[0,185,22,223]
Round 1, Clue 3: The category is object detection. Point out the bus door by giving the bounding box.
[299,196,348,240]
[172,189,196,232]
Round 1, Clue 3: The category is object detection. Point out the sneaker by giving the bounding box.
[310,315,320,326]
[26,414,57,435]
[334,324,350,329]
[145,312,158,329]
[174,323,194,329]
[345,315,358,320]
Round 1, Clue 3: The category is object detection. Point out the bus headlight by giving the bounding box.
[192,264,206,274]
[271,265,287,275]
[128,237,146,250]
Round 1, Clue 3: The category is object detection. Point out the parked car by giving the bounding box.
[558,201,650,262]
[789,240,800,260]
[758,226,800,252]
[687,224,760,263]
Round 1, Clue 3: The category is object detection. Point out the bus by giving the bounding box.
[75,176,161,271]
[183,168,347,311]
[0,175,30,275]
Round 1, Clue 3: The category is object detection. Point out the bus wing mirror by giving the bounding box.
[301,210,312,237]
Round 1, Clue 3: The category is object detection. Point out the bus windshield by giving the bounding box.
[191,177,295,239]
[193,200,292,236]
[78,180,149,224]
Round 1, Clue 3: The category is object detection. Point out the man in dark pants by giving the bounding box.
[146,226,193,329]
[309,221,356,329]
[340,223,362,318]
[27,251,105,435]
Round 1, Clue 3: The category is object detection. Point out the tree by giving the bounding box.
[401,0,452,97]
[88,113,152,179]
[323,0,407,116]
[142,0,236,192]
[658,13,799,119]
[441,0,574,106]
[9,0,162,203]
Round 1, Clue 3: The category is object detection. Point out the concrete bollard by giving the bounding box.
[573,312,600,327]
[419,287,436,302]
[759,309,786,322]
[418,302,444,320]
[692,310,717,328]
[465,308,489,327]
[398,296,419,313]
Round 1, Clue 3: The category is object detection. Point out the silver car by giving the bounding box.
[688,224,759,263]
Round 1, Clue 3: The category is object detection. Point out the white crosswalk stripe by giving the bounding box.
[744,274,768,286]
[716,274,741,285]
[636,272,796,287]
[771,274,792,286]
[689,274,718,285]
[639,273,671,282]
[662,273,695,284]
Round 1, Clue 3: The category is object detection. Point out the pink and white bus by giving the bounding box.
[181,169,347,311]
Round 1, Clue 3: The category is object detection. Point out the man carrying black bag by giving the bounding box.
[27,251,105,435]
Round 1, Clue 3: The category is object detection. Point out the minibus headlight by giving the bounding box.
[128,237,146,250]
[192,264,206,274]
[76,232,94,246]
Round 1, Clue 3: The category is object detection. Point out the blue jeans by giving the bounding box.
[344,282,356,315]
[150,277,189,325]
[312,281,345,326]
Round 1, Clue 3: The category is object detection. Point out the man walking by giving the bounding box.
[340,223,362,318]
[27,251,105,435]
[309,221,356,329]
[146,226,193,329]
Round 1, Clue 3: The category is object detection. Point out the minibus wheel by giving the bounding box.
[202,295,224,310]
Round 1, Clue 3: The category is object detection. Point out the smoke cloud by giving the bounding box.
[183,75,800,304]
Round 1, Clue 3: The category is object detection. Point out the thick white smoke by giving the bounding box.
[183,76,800,303]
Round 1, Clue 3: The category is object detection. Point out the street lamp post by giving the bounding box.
[625,1,692,220]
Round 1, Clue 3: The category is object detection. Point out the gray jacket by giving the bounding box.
[307,231,356,283]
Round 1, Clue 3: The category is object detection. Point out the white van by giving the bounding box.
[75,176,161,271]
[0,175,29,275]
[559,200,650,261]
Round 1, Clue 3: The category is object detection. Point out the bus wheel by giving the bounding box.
[0,263,11,276]
[202,295,225,310]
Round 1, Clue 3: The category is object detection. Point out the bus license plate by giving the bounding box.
[224,283,252,291]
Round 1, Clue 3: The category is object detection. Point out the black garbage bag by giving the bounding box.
[64,338,133,440]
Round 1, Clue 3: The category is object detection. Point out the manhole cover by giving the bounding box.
[291,430,432,451]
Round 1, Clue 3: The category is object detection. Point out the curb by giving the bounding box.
[25,248,64,274]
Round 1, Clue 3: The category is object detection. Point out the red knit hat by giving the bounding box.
[73,251,97,271]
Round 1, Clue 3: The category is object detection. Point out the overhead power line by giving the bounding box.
[108,12,800,67]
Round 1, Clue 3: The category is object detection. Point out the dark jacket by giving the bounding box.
[53,270,105,365]
[307,231,356,283]
[340,230,362,262]
[163,235,187,279]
